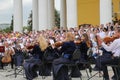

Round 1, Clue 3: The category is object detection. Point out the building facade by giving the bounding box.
[13,0,120,32]
[78,0,120,26]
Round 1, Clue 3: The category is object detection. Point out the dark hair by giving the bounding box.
[82,33,91,47]
[82,33,89,41]
[117,27,120,33]
[1,39,4,43]
[110,26,114,31]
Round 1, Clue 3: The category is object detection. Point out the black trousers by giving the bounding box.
[101,57,120,79]
[53,57,81,80]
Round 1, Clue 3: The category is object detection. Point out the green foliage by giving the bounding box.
[23,26,29,33]
[10,15,13,31]
[1,15,14,33]
[55,10,60,28]
[27,11,32,31]
[2,27,12,33]
[27,9,60,30]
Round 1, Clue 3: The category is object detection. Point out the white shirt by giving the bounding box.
[98,31,106,39]
[20,43,24,49]
[102,38,120,57]
[108,31,115,37]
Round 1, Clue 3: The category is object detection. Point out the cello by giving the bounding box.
[2,47,12,64]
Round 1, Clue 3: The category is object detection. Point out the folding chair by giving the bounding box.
[80,48,93,79]
[39,47,55,79]
[63,48,82,80]
[105,57,120,80]
[6,48,25,78]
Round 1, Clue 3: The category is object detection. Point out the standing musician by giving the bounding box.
[98,27,120,80]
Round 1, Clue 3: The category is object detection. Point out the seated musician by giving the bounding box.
[37,35,54,76]
[75,33,92,71]
[23,35,49,80]
[98,27,120,80]
[92,36,112,71]
[30,41,42,60]
[52,32,81,80]
[1,41,14,69]
[13,44,24,67]
[79,33,92,62]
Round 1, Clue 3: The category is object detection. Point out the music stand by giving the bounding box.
[87,35,102,80]
[0,46,5,53]
[0,46,5,69]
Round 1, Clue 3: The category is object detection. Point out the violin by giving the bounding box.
[103,35,119,44]
[54,41,63,48]
[26,42,35,50]
[74,40,82,45]
[53,40,82,48]
[27,45,34,49]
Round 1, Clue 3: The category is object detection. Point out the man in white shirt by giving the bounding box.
[100,27,120,80]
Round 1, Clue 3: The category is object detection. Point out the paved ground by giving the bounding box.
[0,65,114,80]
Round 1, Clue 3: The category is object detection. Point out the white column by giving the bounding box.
[38,0,48,30]
[66,0,77,29]
[13,0,23,32]
[100,0,112,25]
[48,0,55,30]
[32,0,39,31]
[60,0,67,29]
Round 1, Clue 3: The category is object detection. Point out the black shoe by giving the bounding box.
[103,78,109,80]
[111,75,115,79]
[112,77,120,80]
[103,77,109,80]
[92,67,99,71]
[112,77,117,80]
[111,75,120,80]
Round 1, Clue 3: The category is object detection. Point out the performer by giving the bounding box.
[13,44,24,67]
[1,41,14,69]
[98,27,120,80]
[31,41,42,60]
[52,32,81,80]
[79,33,91,62]
[23,35,49,80]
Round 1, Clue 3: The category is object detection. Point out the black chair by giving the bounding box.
[40,47,56,79]
[6,48,25,78]
[63,48,82,80]
[79,48,93,80]
[105,57,120,80]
